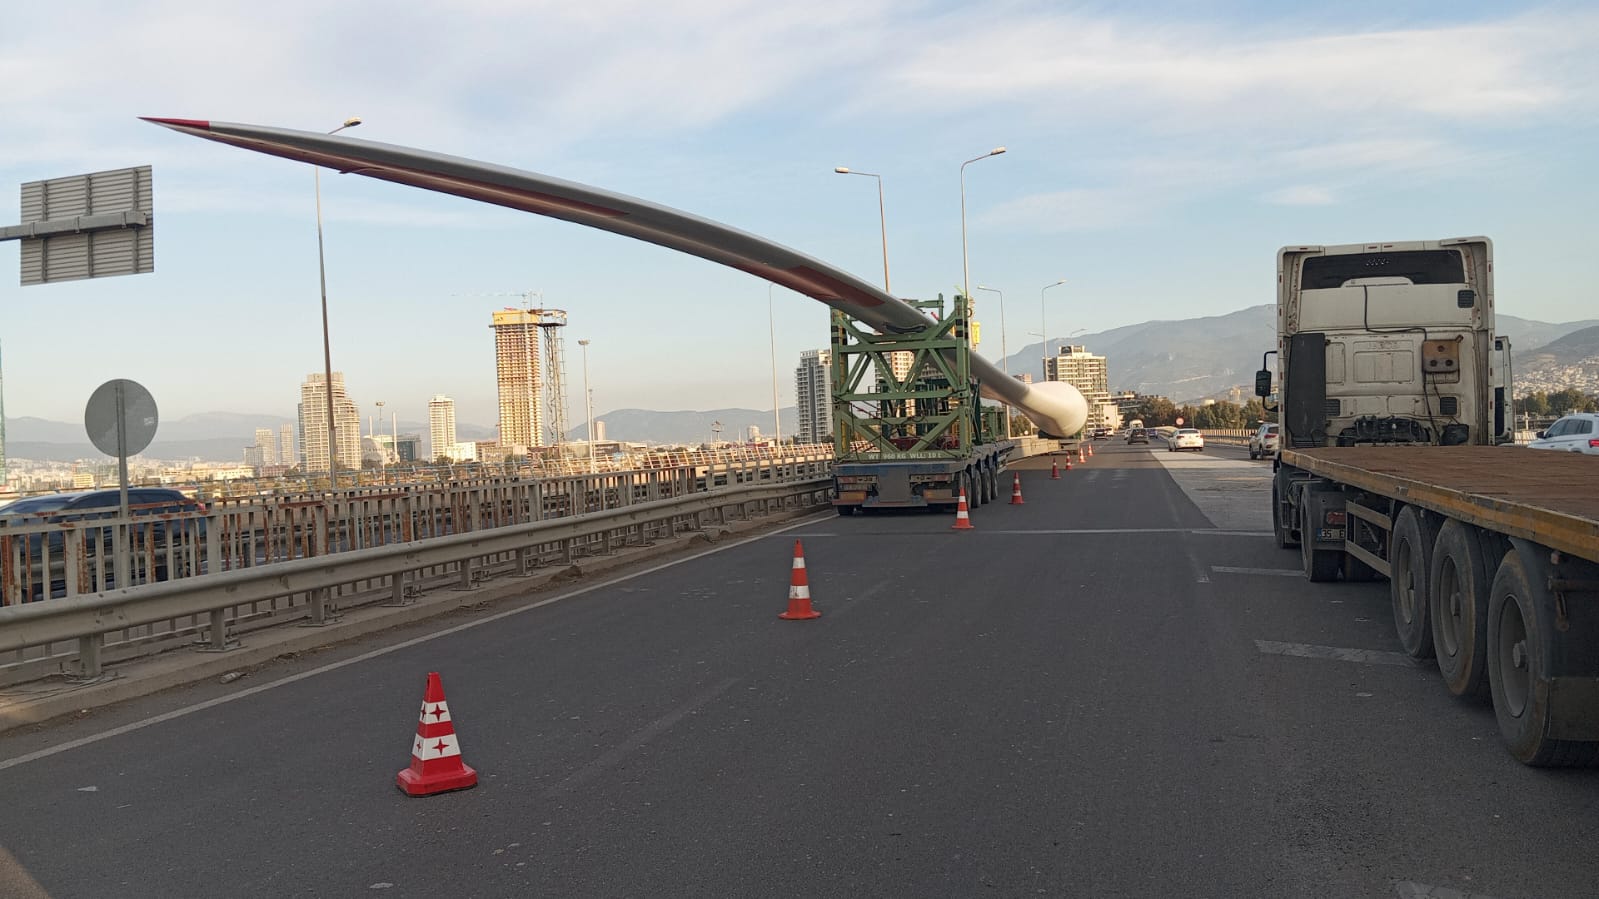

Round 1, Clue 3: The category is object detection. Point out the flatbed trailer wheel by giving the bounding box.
[1299,500,1341,582]
[1388,507,1435,659]
[1430,519,1494,696]
[1487,550,1599,767]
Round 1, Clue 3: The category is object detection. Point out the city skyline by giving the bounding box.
[2,4,1595,433]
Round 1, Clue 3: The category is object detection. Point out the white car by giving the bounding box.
[1248,423,1280,460]
[1168,428,1205,452]
[1526,413,1599,455]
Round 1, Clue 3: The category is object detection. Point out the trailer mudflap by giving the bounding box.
[1546,677,1599,741]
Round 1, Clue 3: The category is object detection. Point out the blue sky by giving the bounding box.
[3,1,1596,430]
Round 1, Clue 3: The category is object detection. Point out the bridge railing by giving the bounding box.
[0,477,833,684]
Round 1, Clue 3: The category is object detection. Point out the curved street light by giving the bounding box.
[1040,278,1067,380]
[315,115,362,482]
[833,167,891,293]
[959,147,1006,345]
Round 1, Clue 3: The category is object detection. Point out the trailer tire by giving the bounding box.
[1299,501,1340,582]
[1389,507,1435,659]
[1487,550,1599,767]
[1430,520,1493,697]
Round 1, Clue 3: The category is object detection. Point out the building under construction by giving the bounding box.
[490,307,571,452]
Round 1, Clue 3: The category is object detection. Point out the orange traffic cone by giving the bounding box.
[1010,473,1026,505]
[1065,455,1073,471]
[1086,443,1094,457]
[397,672,478,796]
[1051,459,1061,479]
[779,539,821,619]
[951,487,975,530]
[1078,447,1086,463]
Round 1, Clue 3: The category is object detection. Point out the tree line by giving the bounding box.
[1125,397,1275,431]
[1514,389,1599,417]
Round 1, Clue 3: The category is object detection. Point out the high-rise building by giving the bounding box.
[1046,345,1113,428]
[491,309,542,451]
[429,394,457,461]
[253,428,276,466]
[593,420,606,442]
[300,372,362,473]
[795,349,833,444]
[279,424,295,469]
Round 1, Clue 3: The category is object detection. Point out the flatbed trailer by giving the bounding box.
[1276,446,1599,765]
[833,440,1014,513]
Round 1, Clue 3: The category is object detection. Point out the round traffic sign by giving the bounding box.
[85,379,159,457]
[1175,417,1185,426]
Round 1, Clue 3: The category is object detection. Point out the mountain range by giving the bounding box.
[7,307,1594,461]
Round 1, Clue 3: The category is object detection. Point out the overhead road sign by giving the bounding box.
[1,165,154,285]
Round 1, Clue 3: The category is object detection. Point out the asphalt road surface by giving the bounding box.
[2,440,1595,898]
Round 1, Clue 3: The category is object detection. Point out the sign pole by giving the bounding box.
[114,381,131,589]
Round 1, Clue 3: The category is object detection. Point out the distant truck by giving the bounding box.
[1259,236,1599,766]
[830,295,1014,514]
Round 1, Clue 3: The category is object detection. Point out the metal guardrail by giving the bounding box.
[0,478,832,681]
[2,451,835,607]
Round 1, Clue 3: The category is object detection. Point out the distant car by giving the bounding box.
[1,486,206,546]
[1169,428,1205,452]
[1126,428,1149,445]
[1248,423,1280,460]
[1526,413,1599,455]
[1092,428,1111,440]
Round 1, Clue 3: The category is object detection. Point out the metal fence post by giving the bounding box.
[73,633,104,679]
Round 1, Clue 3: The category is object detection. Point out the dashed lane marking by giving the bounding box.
[1211,565,1304,577]
[1255,640,1418,668]
[1395,881,1504,899]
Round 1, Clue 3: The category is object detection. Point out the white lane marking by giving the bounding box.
[0,512,834,773]
[1396,881,1504,899]
[790,528,1273,537]
[1211,566,1304,577]
[1255,640,1417,668]
[548,676,740,795]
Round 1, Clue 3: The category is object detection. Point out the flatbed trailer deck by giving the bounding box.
[1282,446,1599,563]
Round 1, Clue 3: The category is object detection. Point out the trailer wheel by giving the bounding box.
[1389,507,1435,659]
[1487,550,1599,767]
[1299,501,1340,582]
[1430,520,1493,697]
[1271,480,1297,549]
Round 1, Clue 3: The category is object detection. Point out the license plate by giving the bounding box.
[1317,528,1345,541]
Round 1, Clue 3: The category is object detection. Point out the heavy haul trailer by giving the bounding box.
[1260,236,1599,766]
[830,295,1015,514]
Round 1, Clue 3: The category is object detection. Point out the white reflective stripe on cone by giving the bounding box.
[789,585,810,599]
[416,701,452,723]
[412,734,462,760]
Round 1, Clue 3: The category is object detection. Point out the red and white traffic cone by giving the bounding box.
[1051,459,1061,479]
[1078,447,1086,463]
[1086,442,1094,457]
[951,487,975,530]
[1065,455,1073,471]
[1009,472,1026,505]
[779,539,821,619]
[396,672,478,797]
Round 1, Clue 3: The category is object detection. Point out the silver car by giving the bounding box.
[1526,413,1599,455]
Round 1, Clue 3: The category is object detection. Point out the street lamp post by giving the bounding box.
[578,339,595,473]
[832,167,891,293]
[960,147,1006,342]
[767,284,782,447]
[315,115,362,485]
[1040,278,1067,380]
[976,284,1011,436]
